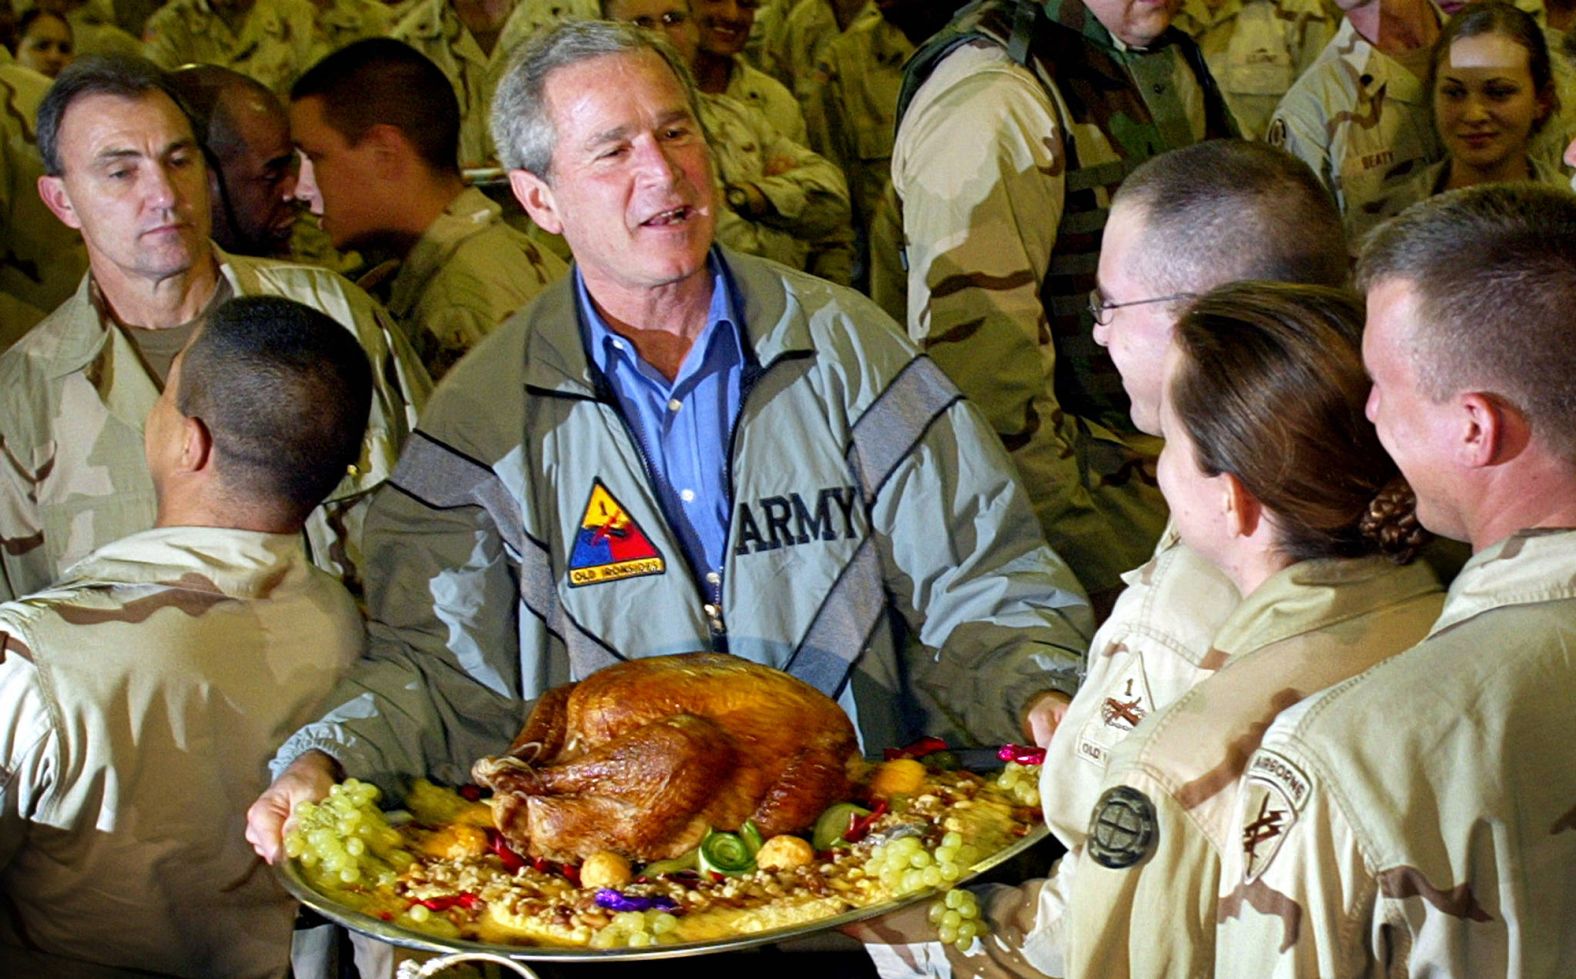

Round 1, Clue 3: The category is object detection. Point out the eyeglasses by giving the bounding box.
[1087,287,1198,326]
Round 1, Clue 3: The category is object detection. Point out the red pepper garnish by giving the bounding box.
[458,784,483,802]
[843,799,889,843]
[708,871,726,883]
[997,743,1047,766]
[408,892,480,912]
[562,862,581,886]
[487,830,527,873]
[883,735,950,761]
[377,912,394,922]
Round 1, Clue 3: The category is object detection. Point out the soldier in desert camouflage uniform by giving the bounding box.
[691,0,808,142]
[1173,0,1338,138]
[0,56,428,602]
[857,141,1350,979]
[141,0,317,92]
[1063,283,1442,978]
[1266,0,1443,243]
[1216,183,1576,979]
[763,0,876,107]
[0,61,88,349]
[606,0,855,281]
[892,0,1235,610]
[291,39,567,378]
[0,296,371,978]
[495,0,599,55]
[392,0,518,167]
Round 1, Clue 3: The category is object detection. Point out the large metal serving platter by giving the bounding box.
[276,754,1050,962]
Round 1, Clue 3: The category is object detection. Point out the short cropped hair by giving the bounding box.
[491,19,700,177]
[176,297,373,521]
[1358,184,1576,462]
[1112,140,1350,294]
[1171,282,1426,564]
[290,38,461,176]
[37,54,184,175]
[166,64,281,162]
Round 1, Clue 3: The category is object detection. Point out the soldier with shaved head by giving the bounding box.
[0,295,372,977]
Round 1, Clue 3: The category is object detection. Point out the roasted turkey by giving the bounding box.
[471,653,859,863]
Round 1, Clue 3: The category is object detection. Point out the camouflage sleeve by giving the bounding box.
[1063,778,1220,977]
[1216,733,1378,977]
[138,8,186,70]
[0,623,56,866]
[271,468,529,794]
[1266,91,1336,200]
[874,390,1091,747]
[747,122,853,242]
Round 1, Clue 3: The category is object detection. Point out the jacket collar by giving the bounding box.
[522,246,816,398]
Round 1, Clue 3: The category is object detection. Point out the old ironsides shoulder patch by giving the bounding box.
[1087,785,1159,869]
[1240,749,1313,882]
[566,480,666,587]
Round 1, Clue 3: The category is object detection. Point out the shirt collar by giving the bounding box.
[575,249,745,388]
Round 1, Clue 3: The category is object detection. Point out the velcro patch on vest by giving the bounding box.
[1087,785,1159,869]
[567,480,665,587]
[1239,749,1312,882]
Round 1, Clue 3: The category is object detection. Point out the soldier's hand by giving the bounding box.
[1023,691,1073,748]
[763,155,796,177]
[245,749,339,864]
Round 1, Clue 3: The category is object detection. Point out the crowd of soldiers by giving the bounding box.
[0,0,1574,976]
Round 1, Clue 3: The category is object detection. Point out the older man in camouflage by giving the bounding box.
[893,0,1235,618]
[0,55,428,602]
[0,295,372,977]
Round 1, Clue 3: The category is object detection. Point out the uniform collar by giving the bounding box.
[1431,527,1576,635]
[523,246,814,398]
[55,526,306,600]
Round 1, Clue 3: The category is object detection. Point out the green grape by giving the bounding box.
[928,902,946,925]
[941,909,962,930]
[408,904,431,924]
[651,913,678,935]
[945,890,965,910]
[938,924,958,945]
[922,867,942,888]
[941,832,963,849]
[958,921,978,941]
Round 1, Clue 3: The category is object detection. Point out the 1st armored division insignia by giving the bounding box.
[567,480,666,587]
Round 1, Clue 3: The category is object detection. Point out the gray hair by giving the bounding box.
[38,54,186,175]
[490,19,701,178]
[1111,139,1350,296]
[1357,183,1576,462]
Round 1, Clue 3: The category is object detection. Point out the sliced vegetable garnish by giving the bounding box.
[884,736,950,761]
[740,820,765,856]
[843,799,889,843]
[812,802,870,852]
[697,829,756,876]
[408,892,481,912]
[593,889,681,913]
[487,830,527,873]
[640,848,698,878]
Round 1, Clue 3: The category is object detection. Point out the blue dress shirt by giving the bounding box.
[576,253,745,604]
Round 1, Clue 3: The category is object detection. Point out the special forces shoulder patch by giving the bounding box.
[567,480,665,587]
[1087,785,1159,869]
[1239,749,1313,882]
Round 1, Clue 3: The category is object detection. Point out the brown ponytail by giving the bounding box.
[1360,478,1431,565]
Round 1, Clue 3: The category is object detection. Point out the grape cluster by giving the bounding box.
[996,762,1042,808]
[284,779,414,891]
[926,888,983,952]
[862,832,981,897]
[587,909,682,948]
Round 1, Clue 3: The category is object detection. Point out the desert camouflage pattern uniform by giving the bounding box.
[142,0,318,93]
[766,0,878,107]
[1065,556,1442,979]
[1378,153,1568,220]
[743,0,792,73]
[0,528,364,977]
[379,186,567,379]
[1216,529,1576,978]
[64,0,146,58]
[496,0,600,57]
[304,0,394,68]
[703,91,856,282]
[892,0,1234,600]
[863,525,1238,979]
[1172,0,1337,139]
[0,64,88,352]
[392,0,519,168]
[1266,15,1441,245]
[724,56,809,145]
[804,13,911,311]
[0,248,430,603]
